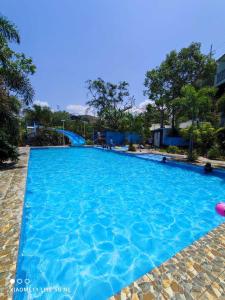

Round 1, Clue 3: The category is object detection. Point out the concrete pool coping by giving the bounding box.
[0,146,225,299]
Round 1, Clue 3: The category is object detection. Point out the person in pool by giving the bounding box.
[162,156,167,163]
[204,162,213,173]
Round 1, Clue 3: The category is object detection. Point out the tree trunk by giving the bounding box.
[160,110,164,128]
[188,118,194,160]
[171,109,175,131]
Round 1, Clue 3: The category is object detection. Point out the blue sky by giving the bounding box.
[1,0,225,114]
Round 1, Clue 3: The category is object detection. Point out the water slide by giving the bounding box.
[56,129,86,146]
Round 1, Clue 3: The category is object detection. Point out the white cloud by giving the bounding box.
[139,99,152,110]
[66,104,90,116]
[33,100,49,107]
[129,99,152,114]
[66,100,152,116]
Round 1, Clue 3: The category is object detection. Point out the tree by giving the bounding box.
[0,16,36,105]
[0,86,20,162]
[144,42,216,130]
[51,110,71,126]
[86,78,134,130]
[0,16,35,162]
[177,85,216,159]
[181,122,216,155]
[0,16,20,43]
[216,127,225,152]
[24,105,53,127]
[144,67,169,128]
[217,93,225,123]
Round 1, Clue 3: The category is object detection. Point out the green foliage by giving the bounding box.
[187,149,198,162]
[28,129,63,146]
[0,88,21,161]
[177,85,216,123]
[144,102,161,126]
[86,139,94,145]
[0,17,36,105]
[217,93,225,115]
[22,104,96,145]
[18,118,27,146]
[0,16,20,44]
[167,146,179,154]
[144,42,216,128]
[128,142,136,152]
[216,127,225,151]
[181,122,216,155]
[86,78,134,130]
[177,85,216,158]
[0,15,35,161]
[195,123,216,151]
[51,110,71,126]
[24,105,53,126]
[207,146,221,160]
[0,131,18,162]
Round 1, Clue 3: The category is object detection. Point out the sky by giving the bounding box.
[1,0,225,115]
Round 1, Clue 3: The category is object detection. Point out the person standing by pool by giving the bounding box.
[148,136,153,149]
[109,138,113,150]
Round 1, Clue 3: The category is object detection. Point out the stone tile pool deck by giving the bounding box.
[0,147,225,299]
[0,147,29,299]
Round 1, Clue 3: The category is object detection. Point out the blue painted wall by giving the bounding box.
[152,128,189,147]
[163,136,189,147]
[96,131,142,145]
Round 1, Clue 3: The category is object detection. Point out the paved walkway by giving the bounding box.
[0,148,29,300]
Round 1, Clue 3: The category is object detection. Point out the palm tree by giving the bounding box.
[0,15,20,43]
[0,16,35,161]
[0,15,35,106]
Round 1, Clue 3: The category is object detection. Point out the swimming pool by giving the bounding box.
[15,147,225,299]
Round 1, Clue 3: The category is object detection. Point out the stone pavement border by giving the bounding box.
[0,148,30,299]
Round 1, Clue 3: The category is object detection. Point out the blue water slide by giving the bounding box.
[56,129,86,146]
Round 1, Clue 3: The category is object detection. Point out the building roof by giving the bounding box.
[217,54,225,63]
[150,120,191,131]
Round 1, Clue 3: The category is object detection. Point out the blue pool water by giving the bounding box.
[15,148,225,300]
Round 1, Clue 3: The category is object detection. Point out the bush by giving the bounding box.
[86,139,94,145]
[187,150,198,162]
[128,142,136,152]
[207,146,221,160]
[181,123,216,155]
[0,132,18,163]
[27,129,63,146]
[167,146,179,154]
[216,127,225,151]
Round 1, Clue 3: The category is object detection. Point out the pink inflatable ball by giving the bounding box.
[215,203,225,217]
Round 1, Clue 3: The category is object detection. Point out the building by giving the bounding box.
[215,54,225,125]
[151,122,191,148]
[94,131,142,145]
[215,54,225,97]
